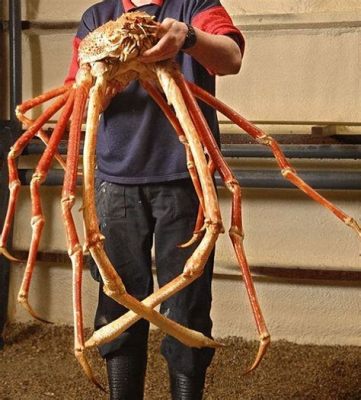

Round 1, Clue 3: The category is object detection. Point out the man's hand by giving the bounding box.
[139,17,242,75]
[139,18,188,63]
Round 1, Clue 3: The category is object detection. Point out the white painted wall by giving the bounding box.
[4,1,361,346]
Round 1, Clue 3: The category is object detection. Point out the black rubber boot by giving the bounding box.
[105,347,147,400]
[169,369,206,400]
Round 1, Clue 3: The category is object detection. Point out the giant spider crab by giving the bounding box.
[1,11,360,387]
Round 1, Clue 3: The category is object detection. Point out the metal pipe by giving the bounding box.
[9,0,22,132]
[0,135,11,350]
[1,0,22,349]
[16,168,361,190]
[216,169,361,190]
[23,141,74,155]
[0,20,79,32]
[221,144,361,160]
[18,169,82,186]
[22,141,361,160]
[9,248,361,283]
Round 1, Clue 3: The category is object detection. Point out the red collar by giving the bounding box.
[122,0,163,12]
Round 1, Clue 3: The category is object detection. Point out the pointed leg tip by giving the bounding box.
[76,349,106,392]
[28,310,53,325]
[84,337,96,349]
[177,234,199,249]
[17,296,53,324]
[38,317,53,325]
[244,334,271,375]
[213,340,225,348]
[95,381,107,393]
[0,247,23,262]
[202,337,224,349]
[344,218,361,240]
[177,242,191,249]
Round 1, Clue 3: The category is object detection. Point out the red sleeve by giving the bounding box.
[64,37,81,84]
[192,6,245,56]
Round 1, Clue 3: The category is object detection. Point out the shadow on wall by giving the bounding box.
[0,28,8,120]
[24,0,40,20]
[0,2,9,120]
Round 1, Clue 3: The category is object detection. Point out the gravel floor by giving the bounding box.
[1,323,361,399]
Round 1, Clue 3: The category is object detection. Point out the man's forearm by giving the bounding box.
[185,27,242,76]
[139,18,242,76]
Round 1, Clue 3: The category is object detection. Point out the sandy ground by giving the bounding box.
[1,323,361,399]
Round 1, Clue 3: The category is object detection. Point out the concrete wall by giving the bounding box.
[4,1,361,346]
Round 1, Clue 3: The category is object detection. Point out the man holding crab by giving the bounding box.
[66,0,244,399]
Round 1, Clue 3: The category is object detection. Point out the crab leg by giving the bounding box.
[86,274,215,348]
[0,90,71,261]
[16,85,70,115]
[17,89,76,321]
[82,69,219,350]
[87,64,227,350]
[57,70,103,389]
[171,73,270,371]
[85,73,224,349]
[179,158,216,248]
[87,61,227,349]
[141,79,206,244]
[188,82,361,239]
[178,202,206,248]
[141,80,205,212]
[17,114,67,170]
[16,84,70,170]
[156,65,224,278]
[142,80,222,248]
[141,79,207,248]
[90,60,225,347]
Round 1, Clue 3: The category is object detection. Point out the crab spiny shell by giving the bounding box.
[78,12,159,65]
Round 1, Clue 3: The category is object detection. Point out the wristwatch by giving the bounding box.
[181,24,197,50]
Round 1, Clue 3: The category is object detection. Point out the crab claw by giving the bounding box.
[244,333,271,374]
[17,293,52,324]
[0,247,23,262]
[75,348,106,392]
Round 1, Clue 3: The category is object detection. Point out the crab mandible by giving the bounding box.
[1,11,360,388]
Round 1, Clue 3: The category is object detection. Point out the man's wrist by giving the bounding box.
[181,23,197,51]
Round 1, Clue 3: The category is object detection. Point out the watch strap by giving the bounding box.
[181,24,197,50]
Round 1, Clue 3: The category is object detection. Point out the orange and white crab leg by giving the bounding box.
[59,67,103,389]
[82,64,219,350]
[175,75,270,371]
[155,64,223,277]
[17,89,76,322]
[85,72,222,349]
[140,80,205,217]
[141,79,212,248]
[179,157,216,248]
[17,114,67,170]
[188,82,361,239]
[85,64,227,351]
[16,85,71,170]
[0,90,71,261]
[86,274,214,349]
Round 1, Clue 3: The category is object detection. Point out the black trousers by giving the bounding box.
[92,178,215,376]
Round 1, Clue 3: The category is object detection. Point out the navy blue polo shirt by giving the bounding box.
[66,0,244,184]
